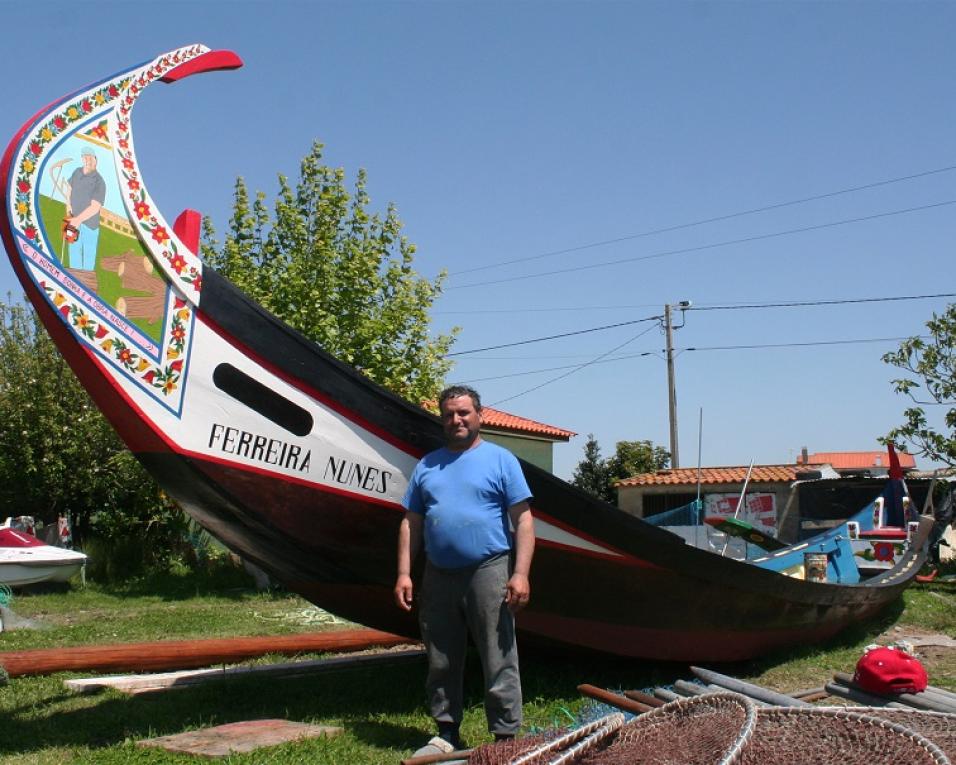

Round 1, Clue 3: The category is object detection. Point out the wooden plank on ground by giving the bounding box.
[137,718,341,758]
[0,628,416,677]
[66,648,426,695]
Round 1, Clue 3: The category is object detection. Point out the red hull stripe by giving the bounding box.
[518,611,854,662]
[534,511,663,569]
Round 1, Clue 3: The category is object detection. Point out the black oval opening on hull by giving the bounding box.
[212,363,313,437]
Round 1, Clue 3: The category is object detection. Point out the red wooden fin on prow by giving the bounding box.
[160,50,243,83]
[887,443,904,480]
[173,209,202,255]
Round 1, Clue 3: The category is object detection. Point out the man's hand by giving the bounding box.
[394,574,414,611]
[505,572,530,613]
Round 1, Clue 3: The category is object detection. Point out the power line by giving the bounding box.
[693,293,956,312]
[448,199,956,290]
[448,315,661,357]
[435,303,661,315]
[681,336,927,352]
[450,164,956,276]
[437,292,956,316]
[488,324,658,407]
[467,351,657,382]
[447,292,951,357]
[467,335,930,384]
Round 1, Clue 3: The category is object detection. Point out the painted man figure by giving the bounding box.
[65,145,106,271]
[395,385,534,756]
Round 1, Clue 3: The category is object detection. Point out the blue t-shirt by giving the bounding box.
[403,440,532,569]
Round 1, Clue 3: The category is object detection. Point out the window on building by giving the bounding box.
[643,493,699,518]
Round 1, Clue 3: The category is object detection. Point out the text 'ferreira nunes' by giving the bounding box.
[208,423,312,472]
[206,422,394,495]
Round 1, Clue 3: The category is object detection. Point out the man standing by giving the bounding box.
[395,385,534,756]
[65,145,106,272]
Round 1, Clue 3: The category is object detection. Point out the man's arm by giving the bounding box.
[394,510,423,611]
[505,500,534,613]
[68,199,101,228]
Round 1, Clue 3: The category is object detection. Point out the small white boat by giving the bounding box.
[0,527,87,588]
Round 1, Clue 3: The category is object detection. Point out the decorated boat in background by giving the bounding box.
[0,44,931,661]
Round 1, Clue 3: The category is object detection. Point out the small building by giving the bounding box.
[796,449,917,477]
[480,407,575,474]
[616,464,821,542]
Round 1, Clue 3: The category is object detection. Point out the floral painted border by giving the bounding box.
[8,44,207,408]
[113,46,205,294]
[39,278,190,396]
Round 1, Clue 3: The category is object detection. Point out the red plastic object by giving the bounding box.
[853,646,928,695]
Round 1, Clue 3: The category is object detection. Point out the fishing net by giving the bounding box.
[839,707,956,762]
[468,715,625,765]
[576,693,755,765]
[464,693,956,765]
[739,706,951,765]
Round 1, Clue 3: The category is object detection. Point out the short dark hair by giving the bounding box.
[438,385,481,413]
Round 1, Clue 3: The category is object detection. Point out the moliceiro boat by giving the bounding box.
[0,45,930,661]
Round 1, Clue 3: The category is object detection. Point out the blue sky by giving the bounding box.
[2,1,954,479]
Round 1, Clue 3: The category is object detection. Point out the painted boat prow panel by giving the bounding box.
[0,45,929,661]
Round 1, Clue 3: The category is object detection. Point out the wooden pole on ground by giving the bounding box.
[0,628,414,678]
[577,684,653,713]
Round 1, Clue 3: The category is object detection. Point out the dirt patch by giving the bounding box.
[876,626,956,689]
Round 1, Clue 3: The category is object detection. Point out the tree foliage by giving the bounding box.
[882,303,956,466]
[201,142,457,404]
[606,439,671,482]
[0,299,186,566]
[571,434,613,502]
[572,435,670,503]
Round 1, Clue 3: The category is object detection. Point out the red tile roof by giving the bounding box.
[798,451,916,470]
[421,401,575,441]
[480,407,576,441]
[617,464,819,488]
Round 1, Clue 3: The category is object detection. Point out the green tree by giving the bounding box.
[202,142,457,403]
[571,434,613,502]
[0,299,185,570]
[607,439,671,482]
[882,303,956,465]
[572,435,670,503]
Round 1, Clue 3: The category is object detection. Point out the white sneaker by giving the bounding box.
[411,736,466,760]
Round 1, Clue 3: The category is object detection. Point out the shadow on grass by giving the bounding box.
[2,646,692,757]
[100,567,265,601]
[684,597,907,681]
[1,595,924,756]
[2,659,430,756]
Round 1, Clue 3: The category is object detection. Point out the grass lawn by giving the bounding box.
[0,569,953,764]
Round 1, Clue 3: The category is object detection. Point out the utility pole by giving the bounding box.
[664,301,691,469]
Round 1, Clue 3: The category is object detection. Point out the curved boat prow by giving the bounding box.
[159,49,243,83]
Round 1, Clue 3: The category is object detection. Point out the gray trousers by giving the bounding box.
[419,553,522,735]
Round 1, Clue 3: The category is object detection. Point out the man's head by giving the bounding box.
[438,385,482,451]
[80,146,97,173]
